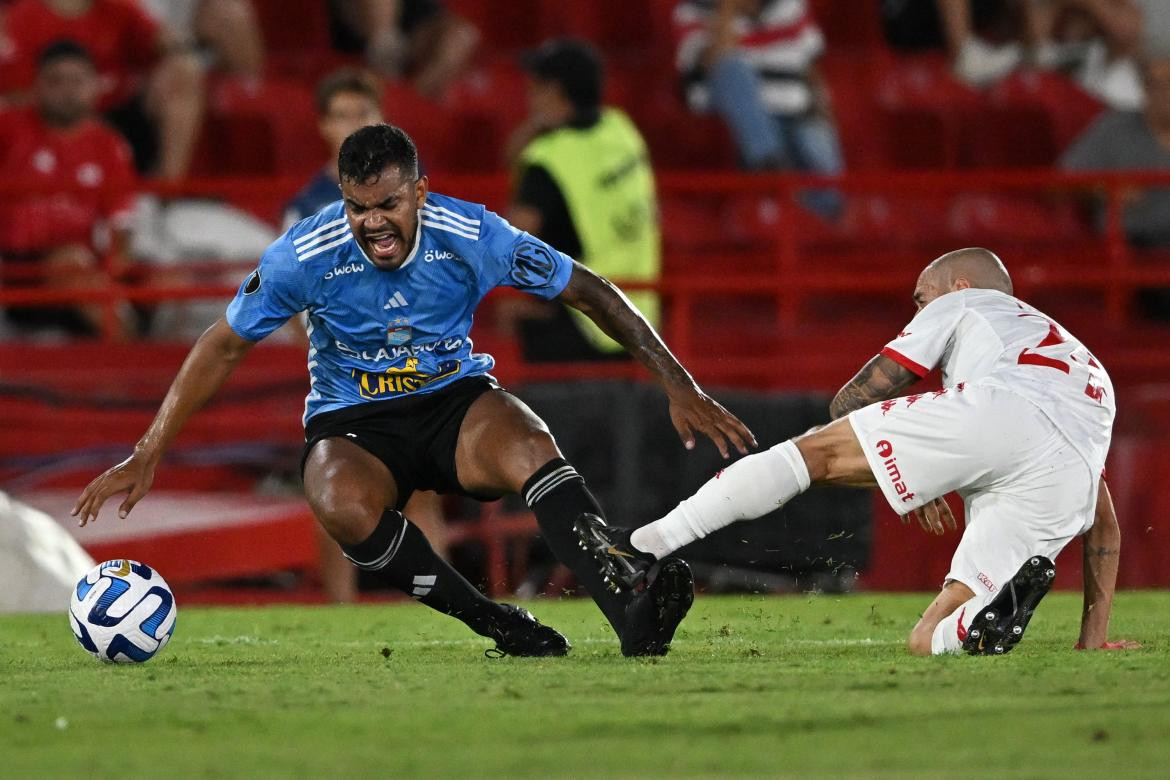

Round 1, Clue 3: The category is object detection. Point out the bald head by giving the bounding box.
[913,248,1013,310]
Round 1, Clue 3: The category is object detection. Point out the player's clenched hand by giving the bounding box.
[902,497,956,536]
[667,386,757,459]
[71,452,157,527]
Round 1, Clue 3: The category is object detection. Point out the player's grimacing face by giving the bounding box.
[342,166,427,271]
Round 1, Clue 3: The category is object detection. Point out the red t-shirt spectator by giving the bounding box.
[0,107,137,254]
[0,0,160,108]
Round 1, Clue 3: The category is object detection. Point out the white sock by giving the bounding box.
[630,440,811,560]
[930,595,984,655]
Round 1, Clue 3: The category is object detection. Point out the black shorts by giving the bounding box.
[301,375,498,508]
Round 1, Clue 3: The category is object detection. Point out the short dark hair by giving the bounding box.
[521,38,603,112]
[37,39,95,70]
[315,67,382,116]
[338,124,419,183]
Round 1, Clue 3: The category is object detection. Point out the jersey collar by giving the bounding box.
[398,210,422,270]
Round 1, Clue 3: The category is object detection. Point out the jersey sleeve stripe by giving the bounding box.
[294,225,350,255]
[421,209,482,236]
[292,216,347,245]
[297,233,354,261]
[880,346,930,377]
[422,204,480,227]
[421,218,479,240]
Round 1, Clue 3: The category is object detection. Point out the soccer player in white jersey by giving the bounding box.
[73,124,757,658]
[580,248,1138,655]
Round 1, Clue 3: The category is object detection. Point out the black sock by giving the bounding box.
[523,458,630,633]
[341,510,503,636]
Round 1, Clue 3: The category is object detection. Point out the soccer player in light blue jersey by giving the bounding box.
[74,124,757,657]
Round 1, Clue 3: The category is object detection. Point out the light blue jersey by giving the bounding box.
[226,192,575,424]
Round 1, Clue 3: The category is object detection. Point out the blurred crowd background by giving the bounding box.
[5,0,1170,605]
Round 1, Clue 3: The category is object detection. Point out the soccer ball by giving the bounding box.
[68,559,177,663]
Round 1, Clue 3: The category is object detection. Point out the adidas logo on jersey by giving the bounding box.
[383,291,409,309]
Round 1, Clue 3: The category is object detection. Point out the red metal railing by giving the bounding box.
[4,169,1170,380]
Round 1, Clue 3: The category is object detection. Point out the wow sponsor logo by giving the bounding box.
[423,249,460,263]
[324,262,364,280]
[351,357,461,398]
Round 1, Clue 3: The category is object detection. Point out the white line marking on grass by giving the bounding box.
[189,635,279,646]
[787,638,902,647]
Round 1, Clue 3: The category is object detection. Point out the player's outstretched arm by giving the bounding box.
[71,318,256,526]
[556,262,757,458]
[1077,477,1140,650]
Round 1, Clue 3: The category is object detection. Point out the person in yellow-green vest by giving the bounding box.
[505,38,661,362]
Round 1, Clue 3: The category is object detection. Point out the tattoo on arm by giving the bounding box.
[829,355,920,420]
[558,263,695,391]
[1089,546,1118,558]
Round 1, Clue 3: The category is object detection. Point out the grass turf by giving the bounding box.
[1,591,1167,779]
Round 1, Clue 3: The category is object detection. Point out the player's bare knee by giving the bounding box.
[520,426,560,463]
[907,626,934,656]
[308,489,378,546]
[796,421,872,487]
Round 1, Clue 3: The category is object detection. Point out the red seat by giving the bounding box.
[206,79,322,179]
[191,111,279,177]
[446,0,549,51]
[961,104,1059,168]
[988,69,1106,154]
[818,54,887,171]
[382,83,458,173]
[636,94,738,170]
[874,56,982,169]
[442,59,529,172]
[252,0,333,55]
[548,0,657,51]
[810,0,887,52]
[944,193,1095,246]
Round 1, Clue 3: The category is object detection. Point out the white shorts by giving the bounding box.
[848,382,1100,598]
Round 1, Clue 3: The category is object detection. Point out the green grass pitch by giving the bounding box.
[2,591,1167,778]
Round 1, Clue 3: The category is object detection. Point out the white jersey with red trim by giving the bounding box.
[879,288,1115,474]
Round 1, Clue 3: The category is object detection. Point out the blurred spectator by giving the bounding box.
[0,0,206,180]
[1061,47,1170,315]
[672,0,844,191]
[936,0,1024,85]
[0,40,136,338]
[328,0,477,99]
[504,38,661,363]
[283,68,386,229]
[937,0,1144,108]
[140,0,265,81]
[1062,53,1170,244]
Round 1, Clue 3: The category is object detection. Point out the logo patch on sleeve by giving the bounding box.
[509,239,558,288]
[243,270,262,295]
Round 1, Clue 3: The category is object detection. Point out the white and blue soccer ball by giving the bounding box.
[68,559,177,663]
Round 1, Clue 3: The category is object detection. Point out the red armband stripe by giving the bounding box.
[880,347,929,378]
